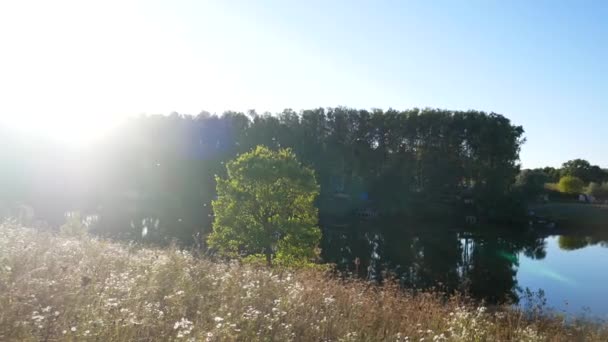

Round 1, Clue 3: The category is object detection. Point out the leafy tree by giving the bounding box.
[557,176,584,194]
[541,167,561,183]
[515,169,548,199]
[208,146,321,266]
[561,159,608,184]
[586,182,608,199]
[2,107,528,240]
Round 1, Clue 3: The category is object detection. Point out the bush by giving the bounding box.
[557,176,585,194]
[59,212,88,238]
[586,182,608,199]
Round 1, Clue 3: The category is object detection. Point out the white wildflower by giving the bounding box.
[31,315,45,322]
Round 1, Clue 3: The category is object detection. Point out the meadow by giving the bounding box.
[1,224,607,341]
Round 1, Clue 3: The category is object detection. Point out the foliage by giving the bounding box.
[558,236,593,251]
[558,176,585,194]
[1,108,526,242]
[560,159,608,184]
[208,146,321,265]
[59,212,88,238]
[3,225,608,341]
[541,167,562,183]
[586,182,608,199]
[515,169,549,199]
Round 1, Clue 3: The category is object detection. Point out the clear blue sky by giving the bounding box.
[1,0,606,168]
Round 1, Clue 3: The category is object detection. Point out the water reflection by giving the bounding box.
[322,219,550,304]
[558,235,608,251]
[11,205,608,316]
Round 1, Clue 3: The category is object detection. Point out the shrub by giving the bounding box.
[557,176,585,194]
[586,182,608,199]
[59,212,88,238]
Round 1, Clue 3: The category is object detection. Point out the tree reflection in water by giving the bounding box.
[322,219,550,305]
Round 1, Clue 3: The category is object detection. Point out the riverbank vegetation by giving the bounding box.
[517,159,608,227]
[531,203,608,229]
[1,107,525,244]
[2,225,607,342]
[521,159,608,202]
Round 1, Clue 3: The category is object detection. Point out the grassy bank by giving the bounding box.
[1,225,607,341]
[531,202,608,229]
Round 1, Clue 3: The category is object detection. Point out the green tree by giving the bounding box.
[560,159,608,184]
[587,182,608,199]
[558,175,584,194]
[515,169,548,199]
[208,146,321,266]
[540,167,561,183]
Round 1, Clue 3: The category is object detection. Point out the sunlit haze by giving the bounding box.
[0,0,606,165]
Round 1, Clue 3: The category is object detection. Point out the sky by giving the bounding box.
[0,0,606,168]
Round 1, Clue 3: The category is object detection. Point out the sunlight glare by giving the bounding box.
[0,113,122,145]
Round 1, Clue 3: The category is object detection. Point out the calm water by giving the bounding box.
[518,236,608,319]
[321,220,608,319]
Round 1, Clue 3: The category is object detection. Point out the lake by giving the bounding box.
[518,235,608,319]
[321,219,608,319]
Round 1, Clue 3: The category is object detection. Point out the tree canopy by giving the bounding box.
[515,169,549,199]
[207,146,321,265]
[560,159,608,184]
[558,176,585,194]
[1,107,526,242]
[586,182,608,199]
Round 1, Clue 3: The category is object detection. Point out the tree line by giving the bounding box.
[517,159,608,199]
[1,107,525,244]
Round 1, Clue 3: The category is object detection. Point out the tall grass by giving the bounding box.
[1,224,607,341]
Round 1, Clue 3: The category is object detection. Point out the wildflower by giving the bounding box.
[214,316,224,322]
[432,333,446,341]
[174,318,193,338]
[71,327,77,332]
[31,315,45,322]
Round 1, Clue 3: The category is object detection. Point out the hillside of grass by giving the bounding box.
[1,224,607,341]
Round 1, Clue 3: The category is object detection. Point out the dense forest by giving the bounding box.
[2,107,526,243]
